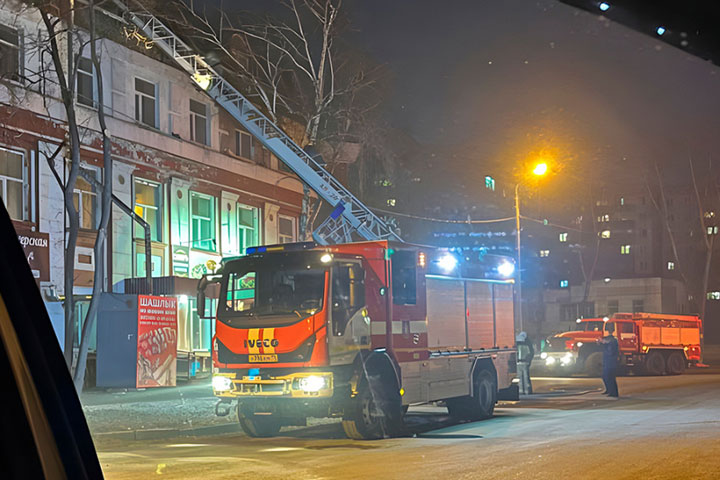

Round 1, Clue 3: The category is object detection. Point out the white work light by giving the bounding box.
[497,260,515,277]
[212,375,233,392]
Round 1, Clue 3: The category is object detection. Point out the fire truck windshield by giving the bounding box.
[219,253,326,327]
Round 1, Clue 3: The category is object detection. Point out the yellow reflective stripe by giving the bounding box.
[248,328,260,354]
[263,328,275,354]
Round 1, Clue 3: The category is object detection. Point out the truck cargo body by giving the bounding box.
[541,313,702,376]
[200,241,517,439]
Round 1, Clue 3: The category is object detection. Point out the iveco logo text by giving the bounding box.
[245,339,279,348]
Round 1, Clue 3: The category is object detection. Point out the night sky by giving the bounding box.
[350,0,720,188]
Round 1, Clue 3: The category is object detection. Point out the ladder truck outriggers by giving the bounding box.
[112,1,518,439]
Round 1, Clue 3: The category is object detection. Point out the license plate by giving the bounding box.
[249,354,278,363]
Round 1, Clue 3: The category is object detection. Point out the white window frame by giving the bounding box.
[278,214,296,244]
[237,203,260,254]
[190,99,209,145]
[235,130,252,159]
[559,232,568,242]
[0,146,26,220]
[0,23,23,83]
[190,191,216,251]
[76,56,97,108]
[73,167,99,230]
[134,77,158,128]
[133,178,163,242]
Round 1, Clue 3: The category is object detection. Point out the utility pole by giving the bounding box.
[515,182,523,333]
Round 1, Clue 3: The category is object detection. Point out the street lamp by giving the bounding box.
[515,162,548,332]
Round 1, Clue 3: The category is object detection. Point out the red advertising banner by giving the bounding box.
[137,295,178,388]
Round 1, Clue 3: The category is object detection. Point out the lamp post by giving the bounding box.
[514,162,548,333]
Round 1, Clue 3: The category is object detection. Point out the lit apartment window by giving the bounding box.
[707,291,720,301]
[485,175,495,191]
[235,130,252,158]
[238,204,260,253]
[620,197,624,206]
[559,232,568,242]
[597,214,609,222]
[0,147,25,220]
[191,192,216,251]
[278,215,296,243]
[667,261,675,270]
[707,226,719,235]
[601,230,611,239]
[77,57,95,107]
[387,198,396,207]
[539,249,550,257]
[73,170,97,229]
[133,179,162,242]
[559,279,569,288]
[134,78,157,128]
[0,24,21,82]
[190,99,209,145]
[620,245,631,255]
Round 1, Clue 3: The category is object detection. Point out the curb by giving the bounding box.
[94,422,242,442]
[518,389,599,399]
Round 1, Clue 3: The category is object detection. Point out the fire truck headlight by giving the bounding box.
[545,356,556,366]
[540,352,548,359]
[212,375,233,392]
[561,352,574,365]
[298,375,328,392]
[497,261,515,277]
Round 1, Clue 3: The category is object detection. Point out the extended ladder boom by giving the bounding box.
[112,0,401,245]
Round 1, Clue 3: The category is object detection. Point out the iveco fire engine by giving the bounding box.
[198,241,518,439]
[541,313,702,376]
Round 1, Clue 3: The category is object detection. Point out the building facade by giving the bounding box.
[0,5,303,363]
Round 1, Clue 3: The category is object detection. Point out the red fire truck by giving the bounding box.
[198,241,518,439]
[540,313,702,376]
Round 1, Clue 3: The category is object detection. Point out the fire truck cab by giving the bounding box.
[198,241,518,439]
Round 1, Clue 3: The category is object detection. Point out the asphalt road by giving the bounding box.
[96,371,720,480]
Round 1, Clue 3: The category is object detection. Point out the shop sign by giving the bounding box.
[136,295,178,388]
[15,224,50,282]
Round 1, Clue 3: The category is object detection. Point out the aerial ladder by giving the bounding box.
[110,0,401,245]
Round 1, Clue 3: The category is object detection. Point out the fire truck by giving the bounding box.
[540,313,702,376]
[198,241,518,439]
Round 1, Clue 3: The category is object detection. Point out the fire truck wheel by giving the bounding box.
[665,352,686,375]
[644,351,666,376]
[475,370,496,420]
[237,412,282,438]
[342,376,402,440]
[584,352,603,377]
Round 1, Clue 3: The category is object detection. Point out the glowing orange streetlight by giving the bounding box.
[533,162,548,176]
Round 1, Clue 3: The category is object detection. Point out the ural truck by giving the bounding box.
[540,313,702,376]
[198,241,518,440]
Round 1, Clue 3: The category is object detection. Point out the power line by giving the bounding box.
[372,207,515,224]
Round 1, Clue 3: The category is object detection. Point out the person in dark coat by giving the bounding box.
[597,323,619,398]
[516,331,534,395]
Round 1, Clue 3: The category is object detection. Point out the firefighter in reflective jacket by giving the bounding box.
[598,323,619,398]
[516,332,534,395]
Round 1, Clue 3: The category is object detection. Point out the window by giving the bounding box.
[619,322,634,334]
[190,99,208,145]
[620,197,624,206]
[392,250,417,305]
[386,198,396,207]
[559,232,568,242]
[0,24,21,82]
[134,78,157,128]
[559,279,569,288]
[332,263,365,336]
[539,249,550,257]
[641,228,647,237]
[235,130,252,159]
[77,57,95,107]
[620,245,631,255]
[632,299,644,313]
[597,214,609,222]
[191,192,215,251]
[607,300,619,315]
[601,230,611,239]
[73,170,97,229]
[134,179,162,242]
[485,175,495,191]
[238,204,260,253]
[668,261,675,270]
[707,291,720,301]
[707,226,718,236]
[278,215,296,243]
[0,147,24,220]
[226,271,256,313]
[586,321,603,332]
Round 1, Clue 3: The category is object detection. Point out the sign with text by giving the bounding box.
[136,295,178,388]
[14,224,50,282]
